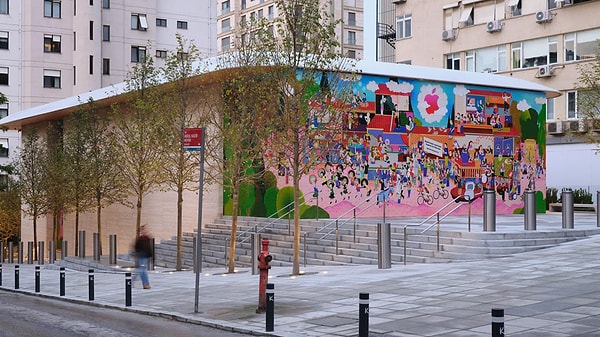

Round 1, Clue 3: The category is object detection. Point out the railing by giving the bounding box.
[237,191,316,244]
[315,194,376,239]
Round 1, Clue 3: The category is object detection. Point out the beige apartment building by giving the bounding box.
[216,0,364,59]
[0,0,216,179]
[389,0,600,192]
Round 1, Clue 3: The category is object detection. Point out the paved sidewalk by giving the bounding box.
[2,214,600,336]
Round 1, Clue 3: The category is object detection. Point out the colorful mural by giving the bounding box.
[225,73,548,218]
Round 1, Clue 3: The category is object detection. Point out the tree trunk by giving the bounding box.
[97,201,103,256]
[228,189,239,273]
[292,172,301,276]
[176,186,183,271]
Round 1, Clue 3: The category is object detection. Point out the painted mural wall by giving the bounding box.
[224,73,548,219]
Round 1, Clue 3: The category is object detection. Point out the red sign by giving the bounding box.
[183,128,203,150]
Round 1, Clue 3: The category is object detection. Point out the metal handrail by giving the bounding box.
[418,196,462,233]
[237,191,315,243]
[318,200,378,241]
[315,194,376,235]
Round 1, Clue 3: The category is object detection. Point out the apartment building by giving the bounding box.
[0,0,216,179]
[389,0,600,192]
[216,0,364,59]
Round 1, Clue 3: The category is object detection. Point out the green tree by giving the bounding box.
[159,34,204,271]
[575,43,600,146]
[250,0,355,275]
[13,130,49,259]
[110,48,165,238]
[0,164,20,244]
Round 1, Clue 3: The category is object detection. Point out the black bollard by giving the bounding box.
[88,269,94,301]
[359,292,369,337]
[0,264,2,286]
[14,265,19,289]
[492,308,505,337]
[35,266,40,292]
[125,272,132,307]
[266,283,274,332]
[59,267,65,296]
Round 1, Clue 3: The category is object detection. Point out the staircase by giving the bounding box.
[153,216,600,269]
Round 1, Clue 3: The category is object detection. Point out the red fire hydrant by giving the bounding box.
[256,237,272,313]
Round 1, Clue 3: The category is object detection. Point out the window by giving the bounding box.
[567,91,578,119]
[0,31,7,49]
[0,67,7,85]
[547,0,558,9]
[155,50,167,58]
[102,25,110,41]
[0,0,8,14]
[89,21,94,40]
[43,69,61,88]
[348,31,356,45]
[44,0,61,18]
[73,31,76,50]
[102,0,109,9]
[348,12,356,26]
[89,55,93,74]
[514,37,559,69]
[44,34,61,53]
[131,46,146,62]
[467,45,507,73]
[0,139,8,158]
[395,14,412,39]
[258,9,263,19]
[267,5,274,19]
[511,42,522,69]
[89,0,93,5]
[241,15,247,27]
[0,103,7,119]
[222,1,230,15]
[565,28,600,62]
[102,58,110,75]
[156,18,167,27]
[347,50,356,59]
[131,14,148,30]
[458,7,473,27]
[446,53,460,70]
[221,18,230,33]
[73,65,76,85]
[241,0,246,9]
[221,37,230,51]
[546,98,555,120]
[177,21,188,29]
[507,0,521,17]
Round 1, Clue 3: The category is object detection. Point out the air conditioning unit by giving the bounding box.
[568,120,580,132]
[486,20,502,33]
[561,0,573,7]
[537,65,553,77]
[536,10,552,23]
[442,29,456,41]
[578,120,589,133]
[547,121,564,135]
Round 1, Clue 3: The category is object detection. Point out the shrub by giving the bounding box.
[573,188,593,204]
[546,187,558,209]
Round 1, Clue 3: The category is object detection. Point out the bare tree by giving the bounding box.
[250,0,355,275]
[109,49,166,237]
[0,164,20,244]
[159,34,204,271]
[576,44,600,146]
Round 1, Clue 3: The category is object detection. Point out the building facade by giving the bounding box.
[0,0,216,179]
[390,0,600,194]
[216,0,364,59]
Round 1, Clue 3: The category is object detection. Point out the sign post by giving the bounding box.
[184,128,205,313]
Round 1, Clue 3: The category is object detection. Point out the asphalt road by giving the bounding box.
[0,291,253,337]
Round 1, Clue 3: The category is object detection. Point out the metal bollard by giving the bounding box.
[484,189,496,231]
[38,241,45,265]
[14,265,19,289]
[93,233,100,261]
[524,189,537,230]
[125,272,132,307]
[266,283,274,332]
[377,223,391,269]
[8,242,13,263]
[88,269,94,301]
[109,235,117,265]
[491,308,505,337]
[252,232,260,275]
[78,231,86,258]
[60,267,65,296]
[49,241,56,264]
[359,292,369,337]
[0,242,4,263]
[27,242,33,264]
[35,265,40,292]
[17,242,23,264]
[0,264,2,286]
[562,188,574,229]
[62,241,68,260]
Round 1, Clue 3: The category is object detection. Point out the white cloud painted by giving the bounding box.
[535,96,547,104]
[454,85,469,97]
[385,80,413,93]
[517,99,531,111]
[366,80,379,92]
